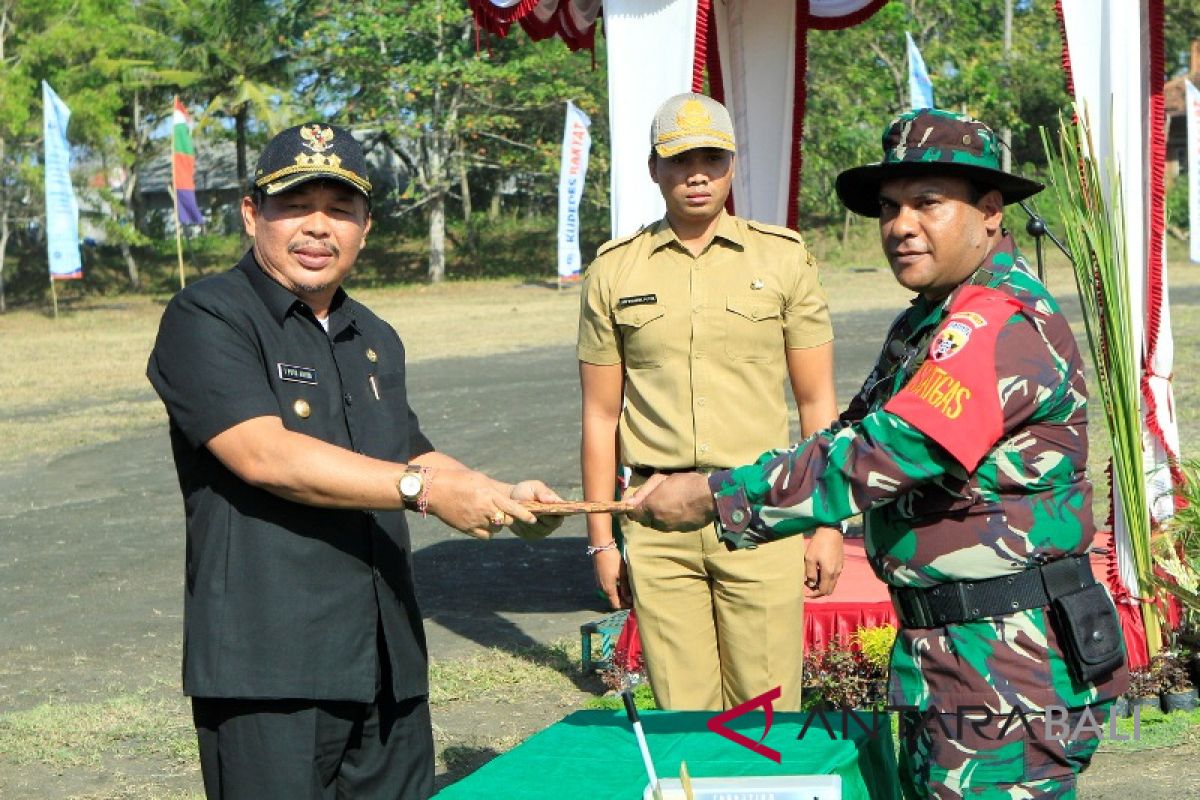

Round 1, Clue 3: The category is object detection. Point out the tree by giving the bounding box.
[0,0,37,312]
[1164,0,1200,79]
[300,0,606,282]
[12,0,201,289]
[173,0,299,193]
[801,0,1070,226]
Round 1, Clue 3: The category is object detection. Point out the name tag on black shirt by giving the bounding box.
[278,363,319,384]
[617,294,657,309]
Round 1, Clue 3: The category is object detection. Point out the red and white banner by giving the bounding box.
[710,0,886,229]
[1188,79,1200,264]
[471,0,888,235]
[604,0,697,236]
[1059,0,1180,666]
[469,0,600,49]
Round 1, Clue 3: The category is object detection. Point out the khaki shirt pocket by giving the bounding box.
[725,295,782,362]
[615,304,667,368]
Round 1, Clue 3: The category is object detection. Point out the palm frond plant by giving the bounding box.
[1040,109,1162,656]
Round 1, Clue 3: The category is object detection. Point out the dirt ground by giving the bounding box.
[3,274,1200,798]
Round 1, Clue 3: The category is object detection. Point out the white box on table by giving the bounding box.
[643,774,841,799]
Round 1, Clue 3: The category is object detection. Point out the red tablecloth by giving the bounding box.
[614,540,893,670]
[804,540,893,651]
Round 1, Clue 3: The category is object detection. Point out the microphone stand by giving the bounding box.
[1017,200,1074,282]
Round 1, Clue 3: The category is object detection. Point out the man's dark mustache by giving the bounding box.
[288,241,340,257]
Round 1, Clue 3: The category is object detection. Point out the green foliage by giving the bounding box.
[801,0,1071,225]
[1126,666,1161,699]
[1151,460,1200,618]
[803,641,886,710]
[853,624,897,674]
[1165,0,1200,79]
[1166,174,1190,234]
[295,1,607,280]
[0,0,1194,298]
[1150,651,1195,694]
[583,680,657,712]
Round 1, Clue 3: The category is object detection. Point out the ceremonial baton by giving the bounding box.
[519,499,634,516]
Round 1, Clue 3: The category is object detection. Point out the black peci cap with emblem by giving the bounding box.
[252,122,372,198]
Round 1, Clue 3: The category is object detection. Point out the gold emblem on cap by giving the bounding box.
[750,278,764,290]
[256,124,372,194]
[293,399,311,419]
[295,151,343,170]
[300,124,335,153]
[293,125,343,171]
[676,99,713,131]
[366,348,378,363]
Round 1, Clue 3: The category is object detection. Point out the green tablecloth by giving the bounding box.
[434,709,901,799]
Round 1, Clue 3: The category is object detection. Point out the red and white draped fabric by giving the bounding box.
[468,0,601,49]
[709,0,886,229]
[603,0,698,236]
[1058,0,1181,667]
[605,0,887,235]
[470,0,887,235]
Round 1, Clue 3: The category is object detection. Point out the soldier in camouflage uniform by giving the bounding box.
[630,109,1129,798]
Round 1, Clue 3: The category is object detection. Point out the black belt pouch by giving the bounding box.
[1051,582,1124,684]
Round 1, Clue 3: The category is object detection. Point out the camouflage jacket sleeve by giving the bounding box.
[709,290,1082,551]
[707,410,960,548]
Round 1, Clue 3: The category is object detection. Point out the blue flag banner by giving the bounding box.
[557,101,591,281]
[42,81,82,280]
[906,32,935,110]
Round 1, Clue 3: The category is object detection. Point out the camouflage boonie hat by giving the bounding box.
[253,122,372,198]
[650,93,736,158]
[835,108,1042,217]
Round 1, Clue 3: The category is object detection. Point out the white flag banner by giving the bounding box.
[557,101,591,280]
[1188,79,1200,263]
[42,81,82,280]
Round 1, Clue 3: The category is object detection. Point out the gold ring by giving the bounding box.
[491,511,506,526]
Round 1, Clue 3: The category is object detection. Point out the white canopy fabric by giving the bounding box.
[603,0,697,237]
[712,0,800,228]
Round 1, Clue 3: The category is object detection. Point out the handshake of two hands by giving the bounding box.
[425,471,714,542]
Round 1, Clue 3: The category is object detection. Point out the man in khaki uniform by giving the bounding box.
[577,93,844,711]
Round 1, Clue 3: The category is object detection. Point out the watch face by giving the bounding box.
[399,474,423,498]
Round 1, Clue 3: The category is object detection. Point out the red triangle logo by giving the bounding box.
[705,685,782,763]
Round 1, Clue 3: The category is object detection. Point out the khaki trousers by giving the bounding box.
[623,511,806,711]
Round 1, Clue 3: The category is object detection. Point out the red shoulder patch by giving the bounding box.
[883,286,1022,469]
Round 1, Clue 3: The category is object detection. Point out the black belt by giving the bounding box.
[889,555,1094,629]
[629,466,695,479]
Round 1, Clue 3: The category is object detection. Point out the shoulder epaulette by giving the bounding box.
[744,219,804,244]
[595,225,649,258]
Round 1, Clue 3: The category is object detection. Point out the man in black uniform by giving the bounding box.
[147,122,561,799]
